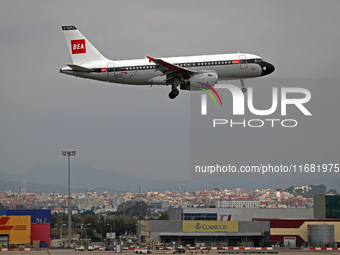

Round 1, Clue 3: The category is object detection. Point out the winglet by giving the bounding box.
[147,56,154,63]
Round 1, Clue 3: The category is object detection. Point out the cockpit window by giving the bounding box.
[255,59,263,63]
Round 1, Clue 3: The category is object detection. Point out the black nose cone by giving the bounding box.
[259,62,275,76]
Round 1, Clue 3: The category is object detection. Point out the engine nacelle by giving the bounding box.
[180,72,218,91]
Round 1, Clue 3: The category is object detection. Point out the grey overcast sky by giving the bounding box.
[0,0,339,183]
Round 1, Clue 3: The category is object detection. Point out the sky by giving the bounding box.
[0,0,340,186]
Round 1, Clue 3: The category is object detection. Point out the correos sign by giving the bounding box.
[182,221,238,232]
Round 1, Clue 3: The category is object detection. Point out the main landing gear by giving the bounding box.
[240,79,247,93]
[169,84,179,99]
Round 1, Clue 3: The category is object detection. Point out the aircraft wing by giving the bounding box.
[147,56,196,76]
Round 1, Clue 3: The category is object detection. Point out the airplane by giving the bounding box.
[60,25,275,99]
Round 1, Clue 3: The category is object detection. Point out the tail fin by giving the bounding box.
[62,25,108,65]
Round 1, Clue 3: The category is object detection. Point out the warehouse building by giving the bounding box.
[0,209,51,248]
[0,216,31,248]
[138,218,340,248]
[253,218,340,248]
[137,207,336,248]
[138,220,270,247]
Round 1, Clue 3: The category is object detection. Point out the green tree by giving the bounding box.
[112,215,137,236]
[123,201,151,217]
[51,213,58,229]
[61,213,68,222]
[305,184,327,198]
[285,186,294,194]
[295,188,303,196]
[158,211,168,220]
[327,189,338,194]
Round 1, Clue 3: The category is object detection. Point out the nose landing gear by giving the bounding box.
[240,79,247,93]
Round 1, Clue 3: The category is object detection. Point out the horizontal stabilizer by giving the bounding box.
[67,64,91,72]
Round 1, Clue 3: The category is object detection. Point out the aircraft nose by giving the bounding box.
[259,61,275,76]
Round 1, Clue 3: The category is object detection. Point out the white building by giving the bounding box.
[216,200,260,208]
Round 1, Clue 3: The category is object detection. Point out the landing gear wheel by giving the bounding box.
[169,92,175,99]
[169,88,179,99]
[240,79,247,93]
[172,88,179,97]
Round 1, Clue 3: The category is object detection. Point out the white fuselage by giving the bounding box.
[61,53,264,85]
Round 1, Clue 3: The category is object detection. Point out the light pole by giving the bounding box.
[107,223,113,251]
[98,218,103,245]
[135,223,138,242]
[62,150,76,247]
[86,223,91,247]
[107,223,113,233]
[60,223,66,239]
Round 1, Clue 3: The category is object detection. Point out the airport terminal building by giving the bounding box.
[139,218,340,248]
[138,206,340,248]
[139,220,270,247]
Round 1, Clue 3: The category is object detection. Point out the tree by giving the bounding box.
[285,186,294,194]
[158,211,168,220]
[327,189,338,194]
[295,189,303,196]
[305,184,327,198]
[113,215,137,236]
[51,213,58,228]
[122,201,151,217]
[311,184,326,194]
[72,214,83,227]
[61,213,68,222]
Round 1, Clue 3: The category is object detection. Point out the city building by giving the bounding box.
[314,194,340,219]
[73,198,105,210]
[216,200,260,208]
[109,197,125,207]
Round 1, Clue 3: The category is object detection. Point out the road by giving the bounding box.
[1,250,340,255]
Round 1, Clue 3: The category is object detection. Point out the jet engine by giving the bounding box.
[180,72,218,91]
